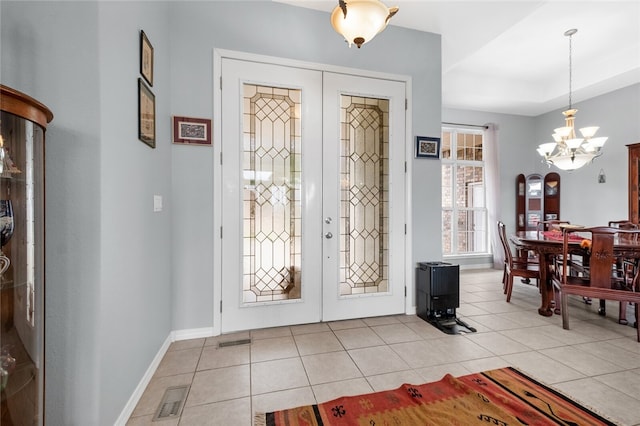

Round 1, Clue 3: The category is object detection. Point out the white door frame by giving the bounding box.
[212,49,414,336]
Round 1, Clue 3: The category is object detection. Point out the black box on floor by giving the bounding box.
[416,261,460,320]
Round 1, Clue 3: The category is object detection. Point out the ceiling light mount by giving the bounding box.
[537,28,608,172]
[330,0,398,48]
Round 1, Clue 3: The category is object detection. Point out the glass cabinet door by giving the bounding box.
[1,85,52,426]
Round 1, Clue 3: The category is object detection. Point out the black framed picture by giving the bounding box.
[138,78,156,148]
[415,136,440,158]
[140,30,154,86]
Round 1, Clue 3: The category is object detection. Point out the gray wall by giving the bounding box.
[98,3,172,424]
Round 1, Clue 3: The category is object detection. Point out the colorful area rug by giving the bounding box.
[255,367,616,425]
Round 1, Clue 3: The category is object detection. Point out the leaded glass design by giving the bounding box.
[242,84,302,303]
[339,95,389,296]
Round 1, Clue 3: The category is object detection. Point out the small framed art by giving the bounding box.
[415,136,440,158]
[140,30,154,86]
[138,78,156,148]
[172,116,212,146]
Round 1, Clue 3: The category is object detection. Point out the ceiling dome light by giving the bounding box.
[330,0,398,48]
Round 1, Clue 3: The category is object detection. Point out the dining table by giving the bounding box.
[510,229,640,317]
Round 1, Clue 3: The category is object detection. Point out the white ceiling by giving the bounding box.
[274,0,640,116]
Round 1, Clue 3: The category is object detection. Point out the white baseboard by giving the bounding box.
[114,334,172,425]
[114,327,215,425]
[172,326,215,341]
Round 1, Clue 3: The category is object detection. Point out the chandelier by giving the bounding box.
[330,0,399,48]
[537,29,607,171]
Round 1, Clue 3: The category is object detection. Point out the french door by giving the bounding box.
[220,58,406,332]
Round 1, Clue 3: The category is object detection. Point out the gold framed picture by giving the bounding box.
[140,30,154,86]
[138,78,155,148]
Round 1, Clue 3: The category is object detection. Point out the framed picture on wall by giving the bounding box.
[415,136,440,158]
[140,30,154,86]
[138,78,156,148]
[172,116,212,146]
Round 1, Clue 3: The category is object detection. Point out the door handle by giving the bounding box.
[325,232,333,239]
[325,217,332,224]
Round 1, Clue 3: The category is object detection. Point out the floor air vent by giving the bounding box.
[218,338,251,348]
[153,385,189,421]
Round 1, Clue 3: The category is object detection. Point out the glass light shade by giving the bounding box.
[554,126,572,138]
[550,153,595,171]
[589,136,608,148]
[539,142,557,155]
[579,126,599,138]
[552,133,563,143]
[331,0,397,48]
[566,138,584,149]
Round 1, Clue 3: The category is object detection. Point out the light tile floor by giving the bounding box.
[127,269,640,425]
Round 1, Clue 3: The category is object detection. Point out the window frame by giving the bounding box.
[441,127,490,257]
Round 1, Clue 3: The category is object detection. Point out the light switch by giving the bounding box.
[153,195,163,212]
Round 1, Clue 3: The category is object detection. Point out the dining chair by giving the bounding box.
[536,219,585,310]
[497,221,540,302]
[608,220,639,325]
[536,219,571,232]
[551,226,640,342]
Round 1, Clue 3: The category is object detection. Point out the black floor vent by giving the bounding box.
[153,385,189,421]
[218,338,252,348]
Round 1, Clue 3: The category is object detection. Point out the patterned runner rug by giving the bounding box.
[255,367,617,425]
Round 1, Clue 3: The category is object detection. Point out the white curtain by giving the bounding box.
[484,123,503,269]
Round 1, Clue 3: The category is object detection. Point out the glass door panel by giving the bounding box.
[322,73,406,322]
[221,59,322,333]
[339,95,389,296]
[242,84,302,303]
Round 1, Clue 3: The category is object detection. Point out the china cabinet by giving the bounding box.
[515,172,561,231]
[0,85,52,425]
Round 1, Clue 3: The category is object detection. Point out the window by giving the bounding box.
[441,128,488,255]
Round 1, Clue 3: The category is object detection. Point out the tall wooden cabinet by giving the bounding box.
[515,172,561,231]
[0,85,52,425]
[628,143,640,224]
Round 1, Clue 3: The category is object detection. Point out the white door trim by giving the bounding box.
[212,48,414,335]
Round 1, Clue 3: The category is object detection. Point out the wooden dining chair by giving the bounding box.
[608,220,639,325]
[497,221,540,302]
[536,219,585,309]
[537,219,571,232]
[551,226,640,342]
